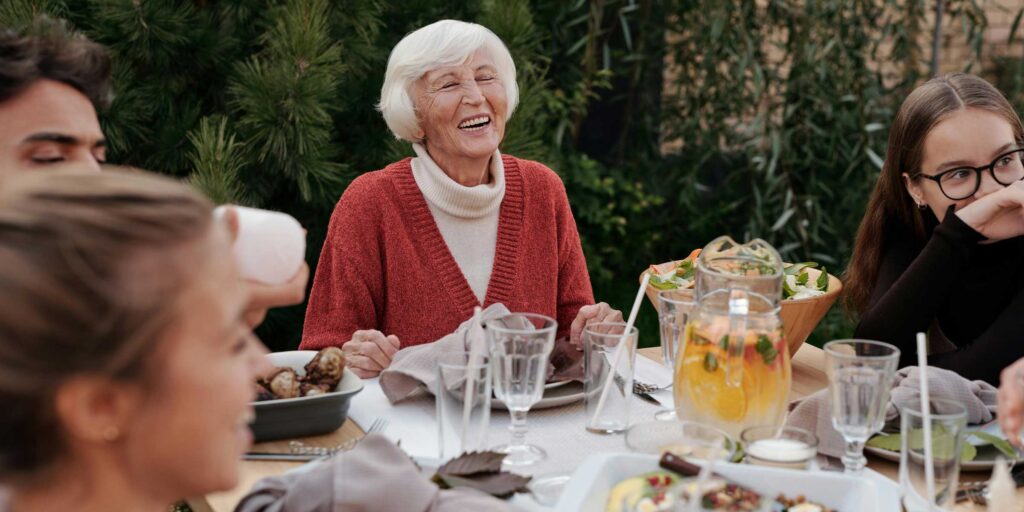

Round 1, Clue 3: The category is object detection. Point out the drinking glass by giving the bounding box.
[584,322,638,433]
[436,352,491,461]
[486,313,556,466]
[655,289,694,420]
[740,425,818,470]
[899,398,966,512]
[625,420,736,461]
[823,339,900,474]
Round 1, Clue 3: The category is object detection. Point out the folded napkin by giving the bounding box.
[786,365,997,459]
[234,434,514,512]
[379,304,510,403]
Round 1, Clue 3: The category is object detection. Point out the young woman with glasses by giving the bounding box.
[845,73,1024,385]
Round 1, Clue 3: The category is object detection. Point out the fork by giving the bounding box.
[955,465,1024,505]
[289,418,389,456]
[633,380,672,395]
[243,418,389,461]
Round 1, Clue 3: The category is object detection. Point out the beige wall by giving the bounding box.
[934,0,1023,76]
[659,1,1024,153]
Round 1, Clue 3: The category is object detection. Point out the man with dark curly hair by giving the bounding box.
[0,19,112,175]
[0,19,309,326]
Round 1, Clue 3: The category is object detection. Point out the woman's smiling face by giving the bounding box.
[412,49,507,170]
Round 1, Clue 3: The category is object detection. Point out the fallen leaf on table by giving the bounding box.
[434,472,532,499]
[435,451,504,476]
[549,337,583,381]
[867,431,978,462]
[431,451,532,499]
[970,431,1018,459]
[866,433,901,452]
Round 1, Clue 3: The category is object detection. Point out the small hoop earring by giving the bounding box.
[917,203,927,210]
[102,425,120,442]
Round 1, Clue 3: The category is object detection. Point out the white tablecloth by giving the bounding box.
[348,356,673,510]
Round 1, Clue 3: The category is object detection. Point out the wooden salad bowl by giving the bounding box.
[641,261,843,357]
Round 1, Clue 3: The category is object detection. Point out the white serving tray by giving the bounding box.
[556,453,901,511]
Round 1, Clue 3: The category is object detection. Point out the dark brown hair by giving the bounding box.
[0,168,213,481]
[844,74,1024,313]
[0,17,112,109]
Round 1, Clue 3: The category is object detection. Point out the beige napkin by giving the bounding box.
[786,365,997,458]
[234,434,514,512]
[379,304,510,403]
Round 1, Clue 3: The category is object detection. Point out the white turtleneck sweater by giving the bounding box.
[410,144,505,303]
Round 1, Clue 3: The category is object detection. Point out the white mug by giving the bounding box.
[214,205,306,285]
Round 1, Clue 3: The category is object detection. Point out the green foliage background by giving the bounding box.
[3,0,1023,350]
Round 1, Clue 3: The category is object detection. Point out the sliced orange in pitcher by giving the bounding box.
[679,342,751,423]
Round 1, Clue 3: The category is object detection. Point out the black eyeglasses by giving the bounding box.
[913,148,1024,200]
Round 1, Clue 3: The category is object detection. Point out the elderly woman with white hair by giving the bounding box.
[300,19,621,377]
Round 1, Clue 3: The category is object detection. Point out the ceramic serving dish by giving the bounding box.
[557,452,899,511]
[250,350,363,442]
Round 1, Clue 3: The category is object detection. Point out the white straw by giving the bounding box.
[690,459,714,512]
[592,273,649,424]
[460,306,484,453]
[916,332,936,511]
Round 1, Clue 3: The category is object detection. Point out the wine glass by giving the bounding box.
[823,339,900,474]
[655,289,694,420]
[486,313,556,466]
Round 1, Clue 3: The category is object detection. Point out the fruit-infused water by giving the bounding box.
[673,318,791,438]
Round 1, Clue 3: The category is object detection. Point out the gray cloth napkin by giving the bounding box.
[379,303,509,404]
[234,434,514,512]
[786,365,998,459]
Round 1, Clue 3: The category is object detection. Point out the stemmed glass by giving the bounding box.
[486,313,557,466]
[655,289,694,420]
[824,339,901,474]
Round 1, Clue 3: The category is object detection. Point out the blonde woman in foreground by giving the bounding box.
[0,169,270,511]
[0,168,513,512]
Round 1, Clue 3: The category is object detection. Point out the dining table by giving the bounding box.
[190,344,1018,512]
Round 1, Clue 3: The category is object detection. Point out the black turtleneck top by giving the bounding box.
[854,207,1024,385]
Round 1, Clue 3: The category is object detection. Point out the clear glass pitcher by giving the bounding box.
[673,236,792,438]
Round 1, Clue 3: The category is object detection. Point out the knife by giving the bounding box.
[242,452,325,462]
[635,391,663,406]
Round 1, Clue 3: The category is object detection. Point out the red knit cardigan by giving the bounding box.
[299,155,595,349]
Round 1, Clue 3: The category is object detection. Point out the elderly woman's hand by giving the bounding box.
[998,357,1024,447]
[243,263,310,327]
[342,330,401,378]
[569,302,624,350]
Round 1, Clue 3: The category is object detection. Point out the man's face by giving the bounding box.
[0,79,105,176]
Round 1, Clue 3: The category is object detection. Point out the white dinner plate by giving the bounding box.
[865,420,1023,471]
[556,453,901,511]
[865,441,1023,472]
[492,381,584,410]
[545,379,573,390]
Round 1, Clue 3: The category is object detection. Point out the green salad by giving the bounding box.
[782,262,830,300]
[647,251,832,300]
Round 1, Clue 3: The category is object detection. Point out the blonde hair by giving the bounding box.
[378,19,519,143]
[0,167,214,480]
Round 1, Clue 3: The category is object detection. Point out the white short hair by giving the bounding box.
[378,20,519,143]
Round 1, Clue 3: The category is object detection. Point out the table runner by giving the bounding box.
[347,356,672,509]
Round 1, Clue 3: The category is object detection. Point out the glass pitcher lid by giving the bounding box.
[695,236,783,307]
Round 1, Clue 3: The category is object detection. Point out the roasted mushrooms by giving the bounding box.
[254,382,275,402]
[303,346,345,388]
[300,382,333,397]
[265,368,301,399]
[255,347,348,401]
